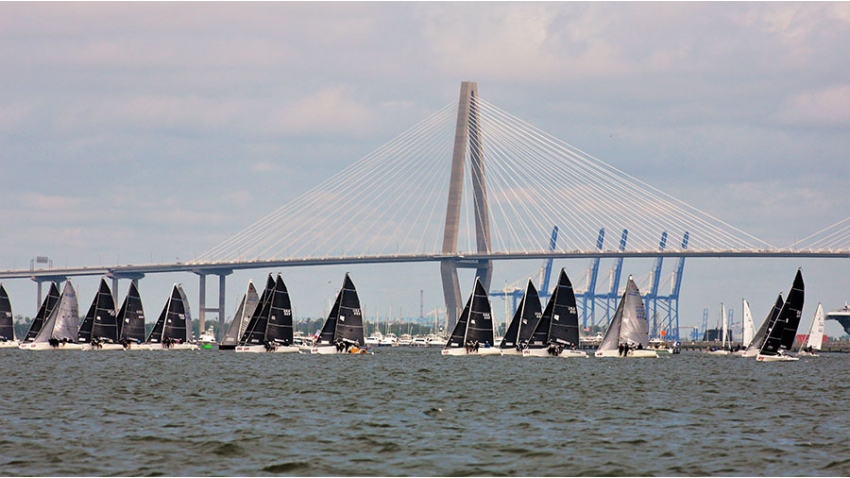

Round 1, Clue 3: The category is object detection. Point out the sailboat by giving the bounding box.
[311,273,368,354]
[737,294,783,358]
[237,274,299,353]
[706,304,730,355]
[143,284,198,350]
[78,278,122,351]
[20,280,82,350]
[442,277,500,356]
[498,280,542,356]
[797,303,825,357]
[219,280,260,350]
[20,282,61,345]
[0,284,18,348]
[116,282,147,349]
[594,276,658,358]
[523,269,587,358]
[757,269,804,362]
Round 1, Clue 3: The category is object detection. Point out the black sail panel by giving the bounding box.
[464,279,495,346]
[23,282,61,342]
[446,294,472,348]
[528,296,554,347]
[779,269,805,350]
[89,279,118,342]
[745,294,783,355]
[318,289,342,345]
[334,273,365,346]
[516,281,543,344]
[0,284,14,341]
[547,269,581,346]
[118,282,146,343]
[500,295,525,348]
[78,288,99,343]
[266,275,295,345]
[760,307,787,356]
[162,285,191,342]
[240,274,276,345]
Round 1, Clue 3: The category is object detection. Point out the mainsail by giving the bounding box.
[265,275,295,345]
[78,279,117,343]
[117,282,146,343]
[220,281,260,348]
[445,278,494,348]
[528,269,580,348]
[22,282,61,343]
[760,269,805,356]
[0,284,14,341]
[742,299,755,347]
[327,273,365,346]
[147,284,193,343]
[34,280,80,343]
[499,280,542,349]
[803,303,825,351]
[446,293,472,349]
[240,275,276,346]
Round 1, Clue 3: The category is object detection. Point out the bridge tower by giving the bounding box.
[441,82,492,330]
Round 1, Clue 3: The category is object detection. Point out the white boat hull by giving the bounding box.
[706,349,730,356]
[0,340,20,349]
[756,353,800,362]
[81,343,126,351]
[235,345,300,353]
[441,346,501,356]
[19,341,84,350]
[523,348,588,358]
[595,348,658,358]
[796,350,820,357]
[499,347,525,356]
[310,345,370,355]
[135,342,199,351]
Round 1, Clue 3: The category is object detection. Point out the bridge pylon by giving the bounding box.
[441,81,492,331]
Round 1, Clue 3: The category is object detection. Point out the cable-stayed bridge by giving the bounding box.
[3,82,849,339]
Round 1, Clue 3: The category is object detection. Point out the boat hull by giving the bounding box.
[441,346,501,356]
[132,342,199,351]
[523,348,588,358]
[0,341,20,349]
[706,350,730,356]
[311,345,370,355]
[499,347,525,356]
[19,341,84,350]
[756,353,800,362]
[796,350,819,357]
[594,348,659,358]
[81,343,125,351]
[235,345,300,353]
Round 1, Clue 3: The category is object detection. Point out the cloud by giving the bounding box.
[772,85,850,128]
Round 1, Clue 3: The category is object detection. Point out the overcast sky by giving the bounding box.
[1,3,849,337]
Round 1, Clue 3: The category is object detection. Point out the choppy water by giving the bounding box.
[1,348,849,476]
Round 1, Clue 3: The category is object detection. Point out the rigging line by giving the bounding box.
[478,98,773,249]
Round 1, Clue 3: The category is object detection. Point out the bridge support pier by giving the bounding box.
[195,269,232,341]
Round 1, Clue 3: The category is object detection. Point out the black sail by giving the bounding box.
[266,275,295,345]
[333,273,365,346]
[778,269,805,350]
[545,269,581,346]
[147,284,192,343]
[500,280,542,349]
[445,294,472,349]
[0,284,14,341]
[79,279,117,343]
[464,278,495,346]
[744,294,783,355]
[23,282,61,343]
[240,274,276,346]
[118,282,146,343]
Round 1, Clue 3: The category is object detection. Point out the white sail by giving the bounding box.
[742,299,755,347]
[33,281,79,343]
[618,277,649,348]
[721,303,727,349]
[805,303,825,350]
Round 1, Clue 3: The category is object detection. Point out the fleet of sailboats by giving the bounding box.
[0,267,835,359]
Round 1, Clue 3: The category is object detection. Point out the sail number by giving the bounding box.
[353,309,361,316]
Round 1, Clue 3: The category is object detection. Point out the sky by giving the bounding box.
[1,3,849,337]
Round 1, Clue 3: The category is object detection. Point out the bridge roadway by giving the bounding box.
[2,250,848,281]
